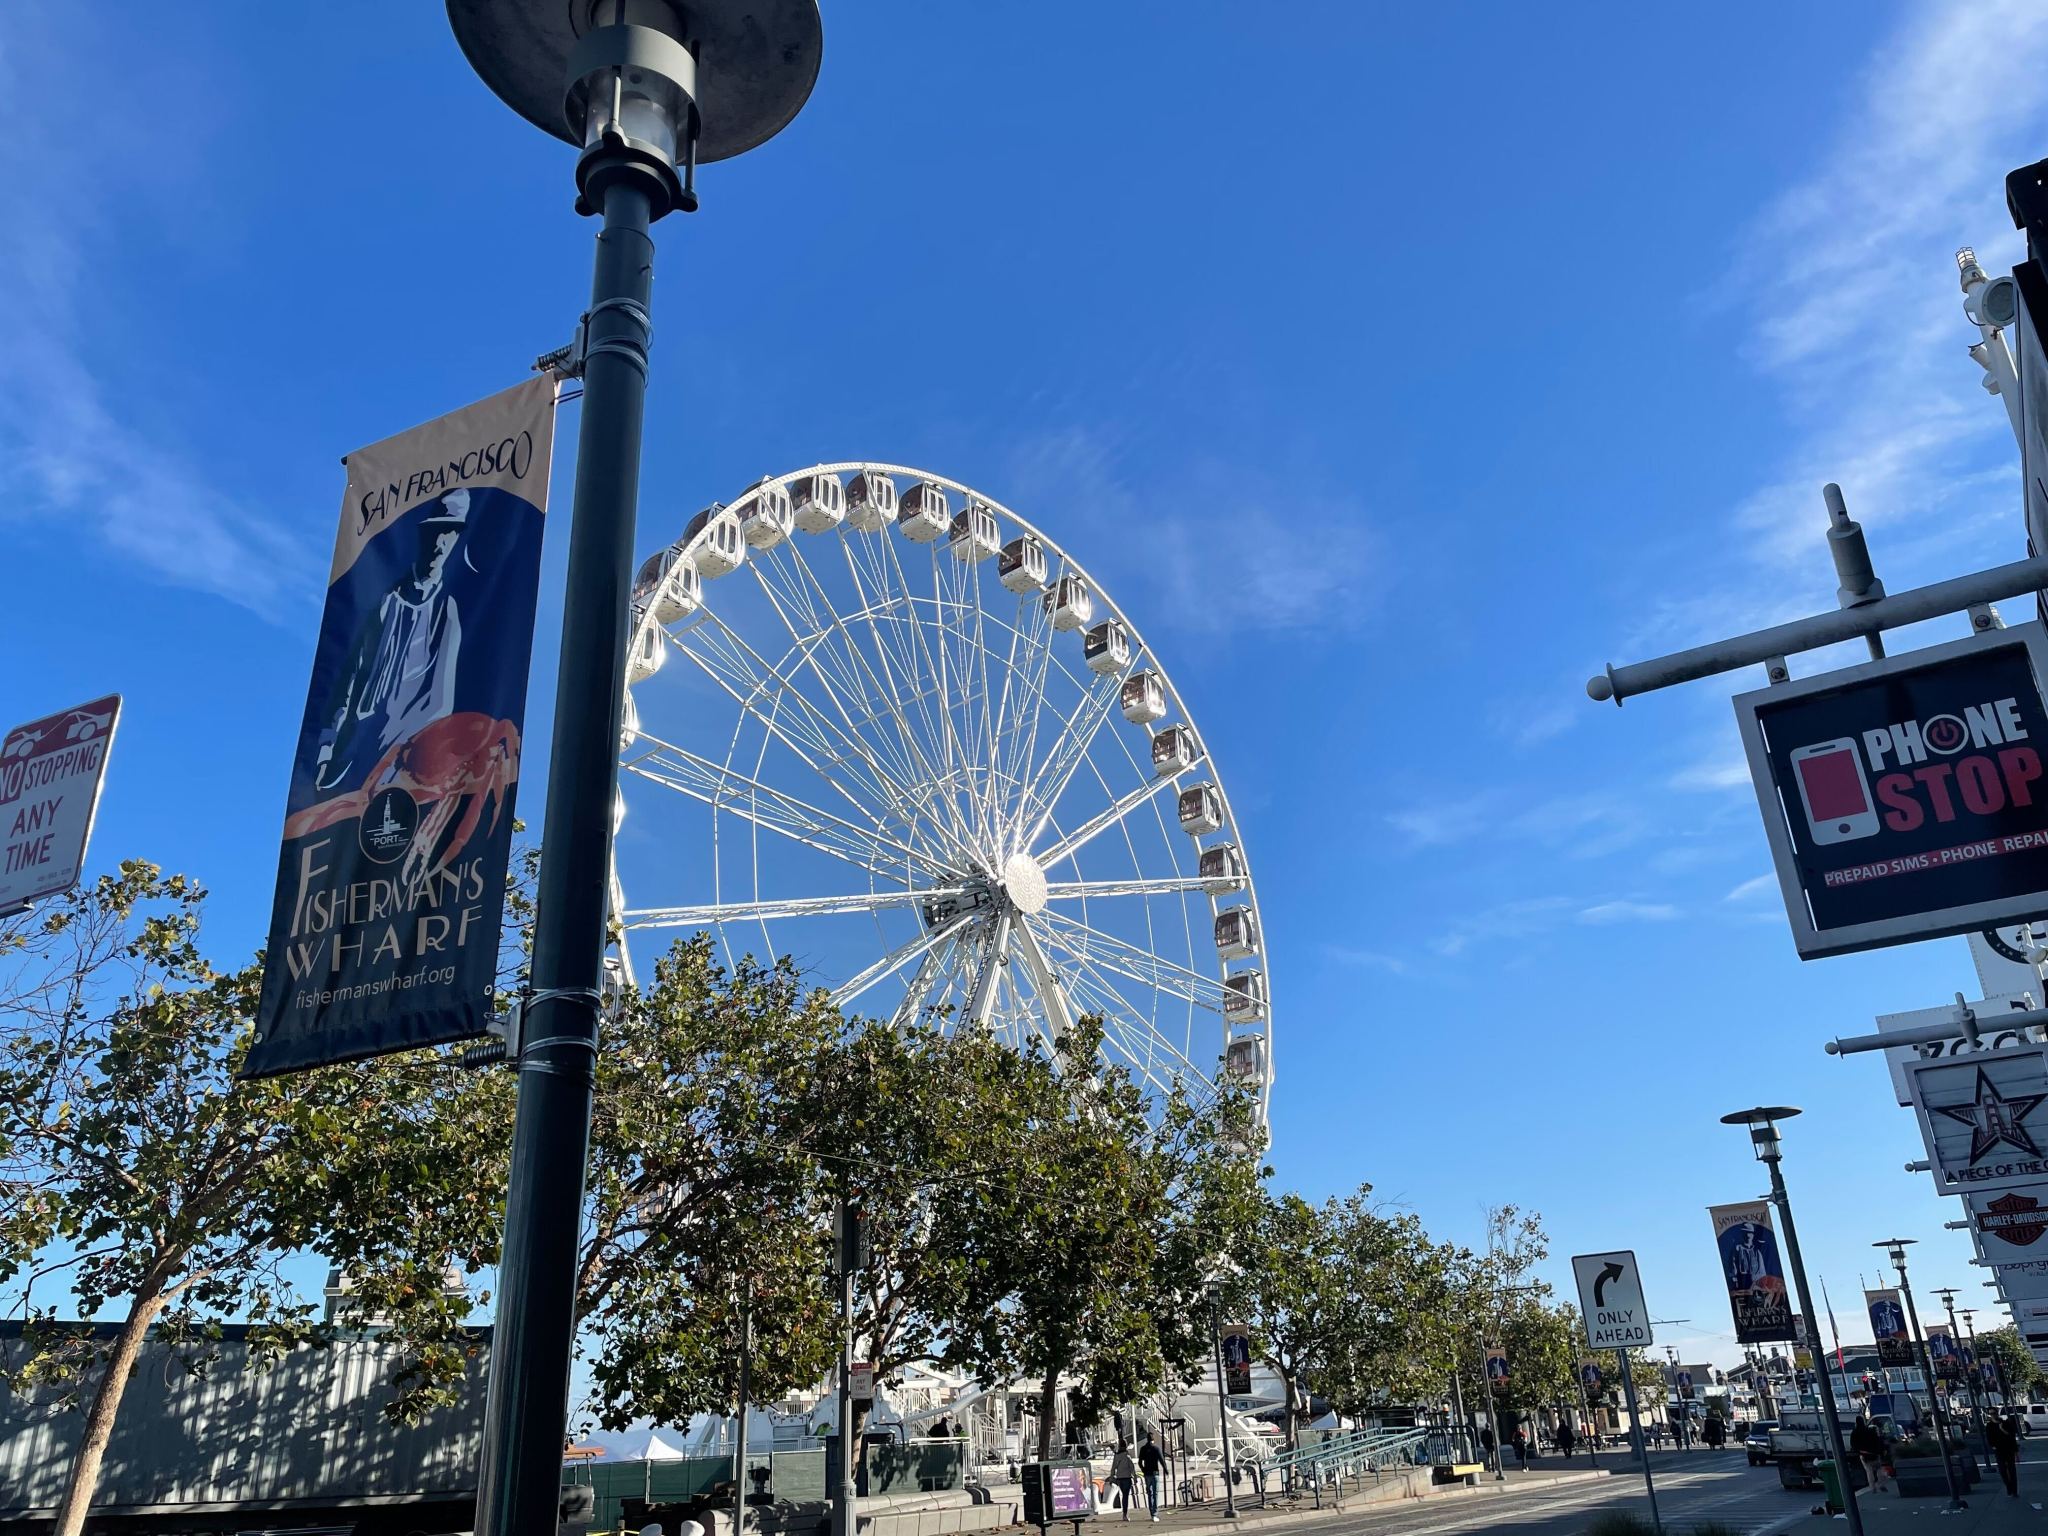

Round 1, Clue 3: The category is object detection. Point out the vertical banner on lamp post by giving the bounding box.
[1709,1201,1797,1343]
[1485,1345,1508,1391]
[246,376,558,1077]
[1220,1323,1252,1395]
[1867,1289,1914,1367]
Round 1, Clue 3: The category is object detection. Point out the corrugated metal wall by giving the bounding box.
[0,1327,487,1516]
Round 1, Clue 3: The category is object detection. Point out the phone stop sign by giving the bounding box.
[1736,625,2048,957]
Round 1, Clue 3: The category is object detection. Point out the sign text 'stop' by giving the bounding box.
[1735,625,2048,957]
[0,695,120,914]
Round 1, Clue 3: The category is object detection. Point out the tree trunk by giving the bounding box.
[1283,1371,1299,1457]
[51,1276,169,1536]
[1036,1373,1060,1461]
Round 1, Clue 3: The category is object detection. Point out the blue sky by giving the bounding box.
[7,1,2048,1374]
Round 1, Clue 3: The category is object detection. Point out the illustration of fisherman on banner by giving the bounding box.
[247,374,558,1078]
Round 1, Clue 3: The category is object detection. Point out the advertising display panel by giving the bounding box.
[1905,1045,2048,1195]
[1734,625,2048,956]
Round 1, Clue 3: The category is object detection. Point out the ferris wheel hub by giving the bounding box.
[1001,853,1049,916]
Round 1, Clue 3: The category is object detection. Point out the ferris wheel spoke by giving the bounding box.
[668,614,966,865]
[1033,766,1185,873]
[1015,671,1132,855]
[833,909,977,1008]
[881,535,974,849]
[837,538,980,856]
[621,887,961,930]
[750,538,943,822]
[1031,910,1223,1011]
[889,930,960,1030]
[996,587,1063,833]
[1050,954,1203,1098]
[624,742,956,885]
[1042,876,1213,901]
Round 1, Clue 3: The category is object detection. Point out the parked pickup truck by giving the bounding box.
[1768,1408,1863,1491]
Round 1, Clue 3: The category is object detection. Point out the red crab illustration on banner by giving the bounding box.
[286,712,520,889]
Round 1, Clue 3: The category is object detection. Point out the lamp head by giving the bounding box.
[1874,1237,1916,1269]
[446,0,823,217]
[1720,1105,1799,1162]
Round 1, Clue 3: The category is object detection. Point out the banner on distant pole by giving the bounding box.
[245,376,557,1077]
[1220,1323,1252,1395]
[1578,1357,1602,1393]
[1708,1200,1797,1343]
[1866,1288,1914,1367]
[1485,1345,1508,1391]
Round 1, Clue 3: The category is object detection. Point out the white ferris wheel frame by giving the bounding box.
[606,461,1272,1121]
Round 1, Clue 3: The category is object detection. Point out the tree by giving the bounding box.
[1976,1323,2045,1398]
[805,1020,1041,1444]
[1236,1189,1348,1455]
[0,865,474,1536]
[939,1018,1262,1457]
[341,933,854,1432]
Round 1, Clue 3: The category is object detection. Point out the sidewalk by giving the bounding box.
[1056,1464,1611,1536]
[1816,1444,2046,1536]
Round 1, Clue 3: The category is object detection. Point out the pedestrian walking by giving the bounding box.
[1137,1432,1164,1522]
[1987,1410,2021,1498]
[1111,1443,1137,1520]
[1556,1421,1576,1460]
[1511,1426,1528,1470]
[1478,1423,1495,1471]
[1849,1415,1891,1494]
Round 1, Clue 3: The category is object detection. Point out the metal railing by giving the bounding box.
[1246,1428,1432,1509]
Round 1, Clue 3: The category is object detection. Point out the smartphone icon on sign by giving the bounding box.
[1789,738,1881,844]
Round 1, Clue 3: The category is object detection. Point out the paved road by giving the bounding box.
[1242,1451,1802,1536]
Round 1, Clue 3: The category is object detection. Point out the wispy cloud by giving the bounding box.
[1005,426,1379,635]
[1724,873,1775,903]
[1322,944,1411,976]
[1385,789,1650,859]
[1670,756,1750,793]
[0,18,317,618]
[1711,0,2048,586]
[1577,899,1680,926]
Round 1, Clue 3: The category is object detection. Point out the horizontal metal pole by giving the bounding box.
[1827,1006,2048,1056]
[1588,555,2048,704]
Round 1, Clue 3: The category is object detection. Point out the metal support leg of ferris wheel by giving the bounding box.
[1009,919,1077,1049]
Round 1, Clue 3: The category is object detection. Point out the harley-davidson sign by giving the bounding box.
[1980,1190,2048,1247]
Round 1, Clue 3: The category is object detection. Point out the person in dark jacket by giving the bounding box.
[1849,1416,1891,1494]
[1137,1434,1165,1521]
[1986,1411,2021,1498]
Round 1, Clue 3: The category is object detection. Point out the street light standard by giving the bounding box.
[1875,1240,1965,1512]
[1203,1275,1238,1519]
[1721,1108,1865,1536]
[1959,1308,1999,1409]
[440,5,821,1532]
[1930,1288,1984,1430]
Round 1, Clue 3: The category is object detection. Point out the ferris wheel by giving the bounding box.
[609,463,1271,1119]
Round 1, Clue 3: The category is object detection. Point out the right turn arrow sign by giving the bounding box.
[1573,1249,1653,1350]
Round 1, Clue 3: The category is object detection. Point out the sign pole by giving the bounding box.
[1615,1350,1663,1536]
[1769,1162,1864,1535]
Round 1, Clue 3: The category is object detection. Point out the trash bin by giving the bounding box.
[1815,1459,1850,1515]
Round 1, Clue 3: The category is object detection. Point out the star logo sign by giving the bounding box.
[1932,1066,2048,1163]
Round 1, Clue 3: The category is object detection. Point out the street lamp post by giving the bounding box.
[1876,1240,1965,1512]
[1721,1108,1865,1536]
[441,5,821,1531]
[1203,1280,1238,1519]
[1960,1310,2000,1407]
[1930,1289,1982,1430]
